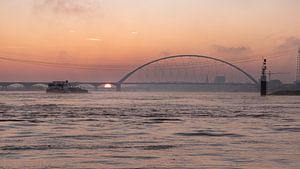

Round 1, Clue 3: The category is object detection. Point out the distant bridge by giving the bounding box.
[0,82,116,90]
[0,54,259,91]
[0,82,256,90]
[115,54,258,91]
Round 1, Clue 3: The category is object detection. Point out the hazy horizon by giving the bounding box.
[1,0,300,82]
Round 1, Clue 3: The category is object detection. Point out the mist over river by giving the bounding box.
[0,91,299,169]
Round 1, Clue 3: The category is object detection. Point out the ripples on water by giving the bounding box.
[0,91,299,169]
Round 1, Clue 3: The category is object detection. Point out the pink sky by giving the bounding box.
[0,0,300,82]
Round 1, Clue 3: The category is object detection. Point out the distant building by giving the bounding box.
[206,75,209,83]
[269,79,282,91]
[295,81,300,89]
[214,76,226,83]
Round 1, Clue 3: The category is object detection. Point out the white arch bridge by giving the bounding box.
[0,55,259,91]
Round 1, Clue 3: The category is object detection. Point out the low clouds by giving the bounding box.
[212,45,252,56]
[160,50,172,56]
[33,0,98,15]
[86,38,102,41]
[212,37,300,57]
[276,36,300,50]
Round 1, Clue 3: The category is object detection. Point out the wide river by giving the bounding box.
[0,91,299,169]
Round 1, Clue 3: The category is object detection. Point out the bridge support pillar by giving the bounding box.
[23,85,32,91]
[116,83,121,92]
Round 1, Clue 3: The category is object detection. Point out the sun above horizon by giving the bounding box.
[104,84,112,89]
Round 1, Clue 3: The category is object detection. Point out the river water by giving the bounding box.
[0,91,299,169]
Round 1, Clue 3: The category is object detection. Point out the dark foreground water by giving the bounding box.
[0,91,299,169]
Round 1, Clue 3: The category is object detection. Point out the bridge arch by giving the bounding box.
[118,55,258,85]
[6,83,25,89]
[32,84,48,88]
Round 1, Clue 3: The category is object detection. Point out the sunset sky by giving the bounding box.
[0,0,300,82]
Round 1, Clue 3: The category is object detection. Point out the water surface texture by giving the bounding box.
[0,92,299,169]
